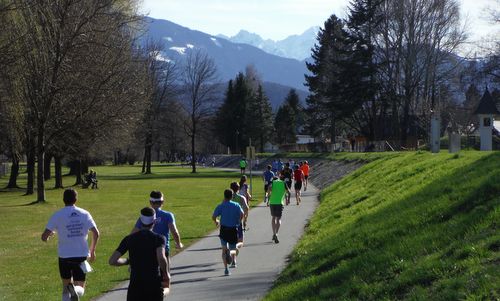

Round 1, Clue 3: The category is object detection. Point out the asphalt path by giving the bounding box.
[95,182,319,301]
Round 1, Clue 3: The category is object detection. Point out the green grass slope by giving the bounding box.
[265,151,500,300]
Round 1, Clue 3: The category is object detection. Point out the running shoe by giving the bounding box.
[224,268,230,276]
[274,235,280,244]
[67,283,79,301]
[230,262,237,268]
[272,234,277,242]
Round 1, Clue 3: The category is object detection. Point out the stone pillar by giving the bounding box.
[449,133,461,153]
[478,114,493,151]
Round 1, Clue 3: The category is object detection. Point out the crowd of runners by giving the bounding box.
[40,159,311,301]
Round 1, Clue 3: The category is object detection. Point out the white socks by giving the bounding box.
[75,285,85,297]
[61,284,84,301]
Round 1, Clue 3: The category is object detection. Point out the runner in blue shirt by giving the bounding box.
[212,189,244,276]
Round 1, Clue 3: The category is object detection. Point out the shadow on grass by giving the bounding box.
[270,152,500,300]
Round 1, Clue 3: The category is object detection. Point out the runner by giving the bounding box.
[41,188,100,301]
[239,157,247,174]
[131,191,183,275]
[212,189,244,276]
[239,175,252,229]
[301,160,310,191]
[262,165,275,205]
[293,165,305,205]
[268,175,289,243]
[230,182,248,257]
[281,162,293,205]
[109,207,170,301]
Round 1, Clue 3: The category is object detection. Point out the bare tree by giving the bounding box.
[181,49,218,173]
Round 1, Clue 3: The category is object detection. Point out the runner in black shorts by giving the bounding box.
[281,163,293,205]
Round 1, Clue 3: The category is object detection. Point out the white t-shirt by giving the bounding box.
[46,205,97,258]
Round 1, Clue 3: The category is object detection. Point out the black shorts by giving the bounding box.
[264,183,269,193]
[58,257,87,281]
[128,281,163,301]
[285,179,292,189]
[294,181,303,191]
[270,204,284,218]
[219,225,238,245]
[304,175,309,180]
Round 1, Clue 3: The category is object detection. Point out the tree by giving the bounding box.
[246,84,274,151]
[181,49,218,173]
[274,90,303,144]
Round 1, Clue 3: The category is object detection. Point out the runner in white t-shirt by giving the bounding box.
[41,189,100,301]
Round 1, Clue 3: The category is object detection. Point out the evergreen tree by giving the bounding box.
[246,84,274,151]
[274,89,303,144]
[305,15,349,143]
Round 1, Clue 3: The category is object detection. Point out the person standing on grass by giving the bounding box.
[41,188,100,301]
[109,207,170,301]
[268,175,289,243]
[262,165,275,205]
[212,189,244,275]
[301,160,310,191]
[230,182,248,251]
[293,165,305,205]
[131,191,183,274]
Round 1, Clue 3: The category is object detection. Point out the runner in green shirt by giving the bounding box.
[268,175,289,243]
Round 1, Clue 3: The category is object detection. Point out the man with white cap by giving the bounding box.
[109,207,170,301]
[41,188,99,301]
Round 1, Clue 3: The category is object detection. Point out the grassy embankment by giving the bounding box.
[0,164,262,301]
[265,151,499,300]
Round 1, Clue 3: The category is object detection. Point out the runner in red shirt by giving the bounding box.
[300,161,310,191]
[293,165,305,205]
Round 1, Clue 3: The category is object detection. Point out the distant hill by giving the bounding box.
[143,17,309,91]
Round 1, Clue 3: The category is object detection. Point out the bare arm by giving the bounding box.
[41,229,54,242]
[108,251,129,266]
[212,215,219,227]
[88,227,100,262]
[156,246,170,287]
[168,222,183,249]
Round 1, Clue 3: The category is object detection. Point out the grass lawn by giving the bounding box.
[0,164,264,301]
[264,151,500,300]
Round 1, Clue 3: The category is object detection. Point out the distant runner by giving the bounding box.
[281,162,293,205]
[268,175,290,243]
[212,189,244,275]
[301,160,310,191]
[262,165,275,205]
[239,158,247,174]
[230,182,249,250]
[293,165,305,205]
[239,175,252,229]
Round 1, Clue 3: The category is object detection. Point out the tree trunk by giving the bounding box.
[26,149,35,195]
[74,160,82,185]
[54,156,63,188]
[191,117,197,173]
[44,153,52,180]
[36,130,46,203]
[6,155,20,189]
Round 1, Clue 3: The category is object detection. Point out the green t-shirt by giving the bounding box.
[239,160,247,168]
[269,180,286,205]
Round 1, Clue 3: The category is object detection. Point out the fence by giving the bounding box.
[0,163,9,177]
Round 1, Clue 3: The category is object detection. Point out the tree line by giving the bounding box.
[305,0,500,148]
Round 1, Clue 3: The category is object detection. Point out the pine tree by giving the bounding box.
[246,84,274,151]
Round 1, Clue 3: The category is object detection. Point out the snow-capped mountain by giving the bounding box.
[143,17,309,91]
[221,27,319,61]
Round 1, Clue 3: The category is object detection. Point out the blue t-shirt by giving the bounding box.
[212,201,243,228]
[135,208,174,250]
[263,170,275,184]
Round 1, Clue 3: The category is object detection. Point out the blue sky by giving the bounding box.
[141,0,498,52]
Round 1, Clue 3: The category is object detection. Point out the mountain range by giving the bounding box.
[142,17,310,107]
[218,27,319,61]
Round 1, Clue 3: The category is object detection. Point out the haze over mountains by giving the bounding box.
[142,17,310,108]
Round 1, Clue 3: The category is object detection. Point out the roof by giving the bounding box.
[474,89,500,115]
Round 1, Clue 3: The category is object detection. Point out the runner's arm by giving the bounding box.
[41,228,54,242]
[89,226,100,262]
[156,246,170,287]
[108,251,129,266]
[168,222,184,249]
[212,215,219,227]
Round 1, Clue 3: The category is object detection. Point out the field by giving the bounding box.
[0,164,263,300]
[264,151,500,300]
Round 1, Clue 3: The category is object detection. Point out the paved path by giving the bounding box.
[95,184,319,301]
